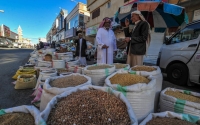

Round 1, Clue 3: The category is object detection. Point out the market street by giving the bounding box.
[0,48,199,109]
[0,48,34,109]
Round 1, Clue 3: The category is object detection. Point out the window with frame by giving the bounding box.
[107,1,111,8]
[169,23,200,44]
[92,8,100,19]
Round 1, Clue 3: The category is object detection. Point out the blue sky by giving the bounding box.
[0,0,86,44]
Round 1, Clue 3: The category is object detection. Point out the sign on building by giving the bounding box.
[193,9,200,21]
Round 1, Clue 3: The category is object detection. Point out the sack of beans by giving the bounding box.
[105,70,156,123]
[12,69,36,80]
[56,68,72,76]
[40,73,92,111]
[129,65,163,112]
[114,63,130,71]
[44,54,52,62]
[160,87,200,117]
[0,105,46,125]
[37,60,52,67]
[66,60,80,67]
[140,111,200,125]
[15,74,37,89]
[83,64,116,86]
[68,65,84,74]
[41,85,138,125]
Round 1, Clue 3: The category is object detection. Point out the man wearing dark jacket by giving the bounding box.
[74,33,87,66]
[124,10,150,67]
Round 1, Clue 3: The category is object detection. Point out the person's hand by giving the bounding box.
[102,45,109,49]
[125,37,130,43]
[125,18,130,27]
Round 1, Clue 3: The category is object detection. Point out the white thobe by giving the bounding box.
[78,38,87,66]
[96,28,117,64]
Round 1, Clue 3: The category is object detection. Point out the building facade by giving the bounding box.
[65,2,90,43]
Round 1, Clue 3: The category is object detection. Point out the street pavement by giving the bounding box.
[0,48,199,109]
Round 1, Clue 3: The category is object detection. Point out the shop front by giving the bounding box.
[65,27,76,43]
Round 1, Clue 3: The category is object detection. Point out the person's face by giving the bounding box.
[131,13,140,23]
[78,34,82,39]
[104,20,111,29]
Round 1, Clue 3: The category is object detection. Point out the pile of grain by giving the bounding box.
[114,64,128,69]
[165,90,200,103]
[0,113,34,125]
[110,73,150,86]
[132,66,156,72]
[146,117,197,125]
[44,54,52,62]
[49,75,88,88]
[87,65,113,70]
[47,90,131,125]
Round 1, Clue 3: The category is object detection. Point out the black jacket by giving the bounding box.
[124,21,149,55]
[74,38,87,57]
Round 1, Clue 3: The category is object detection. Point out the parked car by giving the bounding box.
[157,20,200,86]
[0,38,13,48]
[13,42,19,48]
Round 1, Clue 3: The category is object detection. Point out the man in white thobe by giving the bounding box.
[96,17,117,64]
[74,33,87,66]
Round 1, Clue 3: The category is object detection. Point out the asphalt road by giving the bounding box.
[0,48,199,109]
[0,48,34,109]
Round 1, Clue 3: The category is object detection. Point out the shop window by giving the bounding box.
[107,1,111,8]
[92,8,100,19]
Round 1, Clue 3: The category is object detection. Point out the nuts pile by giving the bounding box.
[87,65,113,70]
[47,90,131,125]
[0,113,34,125]
[146,117,196,125]
[49,75,88,88]
[132,66,156,72]
[44,54,52,62]
[110,73,150,86]
[114,64,128,69]
[165,90,200,103]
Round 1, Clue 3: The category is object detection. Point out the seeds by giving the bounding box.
[47,90,131,125]
[87,65,113,70]
[114,64,128,69]
[165,90,200,103]
[146,117,196,125]
[44,54,52,62]
[49,75,88,88]
[57,68,70,74]
[132,66,156,72]
[0,113,35,125]
[110,73,150,86]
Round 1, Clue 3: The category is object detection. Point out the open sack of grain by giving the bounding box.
[15,74,36,89]
[114,63,130,71]
[40,73,92,111]
[41,85,138,125]
[12,69,36,80]
[160,87,200,117]
[129,65,163,112]
[140,111,200,125]
[68,65,85,74]
[56,68,72,76]
[0,105,46,125]
[105,70,156,123]
[83,64,115,86]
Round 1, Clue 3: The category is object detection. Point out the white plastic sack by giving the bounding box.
[140,111,200,125]
[0,105,46,125]
[37,60,52,67]
[66,60,79,67]
[105,70,156,123]
[68,65,83,74]
[129,65,163,112]
[160,87,200,117]
[40,73,92,111]
[83,64,116,86]
[41,85,138,125]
